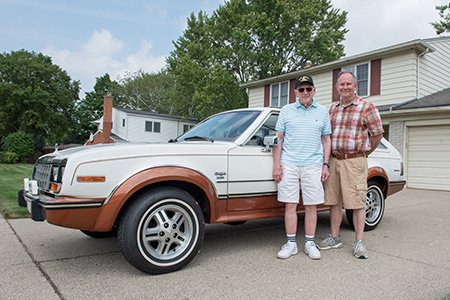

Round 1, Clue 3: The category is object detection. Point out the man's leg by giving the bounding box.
[330,204,342,238]
[277,203,299,259]
[353,207,365,240]
[304,204,321,259]
[318,204,343,250]
[285,203,298,235]
[353,207,369,258]
[304,204,317,237]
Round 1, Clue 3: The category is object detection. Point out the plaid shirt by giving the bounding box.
[329,96,384,154]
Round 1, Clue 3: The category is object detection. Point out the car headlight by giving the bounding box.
[52,166,59,182]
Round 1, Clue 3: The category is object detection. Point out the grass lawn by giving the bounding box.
[0,163,33,218]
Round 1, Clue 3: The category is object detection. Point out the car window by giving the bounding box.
[246,113,279,146]
[177,110,261,142]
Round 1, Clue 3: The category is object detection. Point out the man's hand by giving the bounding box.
[273,165,283,183]
[321,165,330,182]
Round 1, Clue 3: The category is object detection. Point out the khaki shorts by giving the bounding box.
[277,164,324,206]
[324,156,368,209]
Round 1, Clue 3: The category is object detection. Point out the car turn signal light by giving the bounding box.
[77,176,106,182]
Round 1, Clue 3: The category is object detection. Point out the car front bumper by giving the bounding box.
[18,179,105,229]
[18,189,46,221]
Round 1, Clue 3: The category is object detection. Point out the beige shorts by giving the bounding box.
[324,156,368,209]
[277,164,324,206]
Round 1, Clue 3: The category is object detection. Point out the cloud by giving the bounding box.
[331,0,440,56]
[42,29,166,96]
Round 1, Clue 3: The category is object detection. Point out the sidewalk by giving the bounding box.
[0,214,59,299]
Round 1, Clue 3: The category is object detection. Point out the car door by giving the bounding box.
[226,113,283,211]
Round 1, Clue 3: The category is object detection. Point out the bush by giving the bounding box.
[0,151,19,164]
[3,132,34,162]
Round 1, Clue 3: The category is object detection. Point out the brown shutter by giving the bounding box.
[370,59,381,96]
[289,79,296,103]
[332,68,341,102]
[264,84,270,107]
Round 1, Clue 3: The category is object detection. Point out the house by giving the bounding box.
[87,95,198,145]
[241,37,450,191]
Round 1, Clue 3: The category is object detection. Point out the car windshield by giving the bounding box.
[177,110,261,142]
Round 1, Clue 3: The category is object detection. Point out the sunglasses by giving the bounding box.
[297,87,313,93]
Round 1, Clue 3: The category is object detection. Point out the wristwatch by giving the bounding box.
[323,162,330,168]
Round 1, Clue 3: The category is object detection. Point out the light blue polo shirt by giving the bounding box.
[275,100,331,166]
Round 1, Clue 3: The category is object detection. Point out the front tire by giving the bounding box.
[346,180,385,231]
[117,187,205,274]
[80,230,116,238]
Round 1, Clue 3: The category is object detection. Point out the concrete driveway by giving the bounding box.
[1,188,450,299]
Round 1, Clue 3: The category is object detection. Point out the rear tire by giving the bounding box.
[346,180,385,231]
[117,187,205,274]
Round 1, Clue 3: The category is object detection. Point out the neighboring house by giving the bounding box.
[241,37,450,191]
[87,95,198,145]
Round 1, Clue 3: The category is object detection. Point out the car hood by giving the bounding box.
[43,142,236,163]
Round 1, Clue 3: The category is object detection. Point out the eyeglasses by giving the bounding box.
[297,87,313,93]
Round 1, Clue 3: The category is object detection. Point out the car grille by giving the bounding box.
[32,156,66,195]
[34,163,52,191]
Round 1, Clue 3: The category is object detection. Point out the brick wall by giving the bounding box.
[388,121,404,156]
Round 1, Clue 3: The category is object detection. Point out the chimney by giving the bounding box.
[84,94,115,145]
[103,95,113,139]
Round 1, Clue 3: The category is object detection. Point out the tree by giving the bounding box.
[0,50,80,149]
[431,3,450,35]
[117,70,176,114]
[75,74,121,141]
[167,0,347,119]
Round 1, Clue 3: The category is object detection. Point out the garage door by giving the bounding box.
[407,125,450,191]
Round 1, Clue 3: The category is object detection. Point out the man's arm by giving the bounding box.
[366,134,383,156]
[321,134,331,181]
[273,131,284,183]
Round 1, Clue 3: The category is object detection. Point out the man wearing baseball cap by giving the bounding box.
[273,75,331,260]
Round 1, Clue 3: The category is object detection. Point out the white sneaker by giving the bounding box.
[304,241,321,260]
[277,242,298,259]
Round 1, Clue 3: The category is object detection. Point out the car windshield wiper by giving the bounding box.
[183,136,214,142]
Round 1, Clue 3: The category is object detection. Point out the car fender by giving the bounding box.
[367,166,389,197]
[92,166,219,231]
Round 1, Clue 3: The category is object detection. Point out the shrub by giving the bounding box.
[0,151,19,164]
[3,132,34,162]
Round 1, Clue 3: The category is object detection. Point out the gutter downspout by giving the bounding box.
[416,47,430,99]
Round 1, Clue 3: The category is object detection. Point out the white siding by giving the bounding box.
[112,108,128,140]
[245,38,450,109]
[368,52,418,107]
[127,116,177,143]
[419,39,450,97]
[248,87,264,107]
[311,72,333,107]
[177,121,198,136]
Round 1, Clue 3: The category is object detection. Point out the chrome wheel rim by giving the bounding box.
[365,186,383,225]
[138,199,196,266]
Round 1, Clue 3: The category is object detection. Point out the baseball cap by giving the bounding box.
[295,75,314,88]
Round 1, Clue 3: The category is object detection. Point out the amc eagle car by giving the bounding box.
[18,108,406,274]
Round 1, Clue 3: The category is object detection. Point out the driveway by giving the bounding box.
[1,188,450,299]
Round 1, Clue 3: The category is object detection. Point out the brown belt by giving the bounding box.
[332,153,366,160]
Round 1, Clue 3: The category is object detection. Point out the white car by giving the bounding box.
[19,108,405,274]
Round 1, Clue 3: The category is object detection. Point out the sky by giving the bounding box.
[0,0,447,97]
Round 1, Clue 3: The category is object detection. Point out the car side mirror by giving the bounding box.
[262,135,278,152]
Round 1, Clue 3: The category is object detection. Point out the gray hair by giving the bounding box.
[337,70,357,82]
